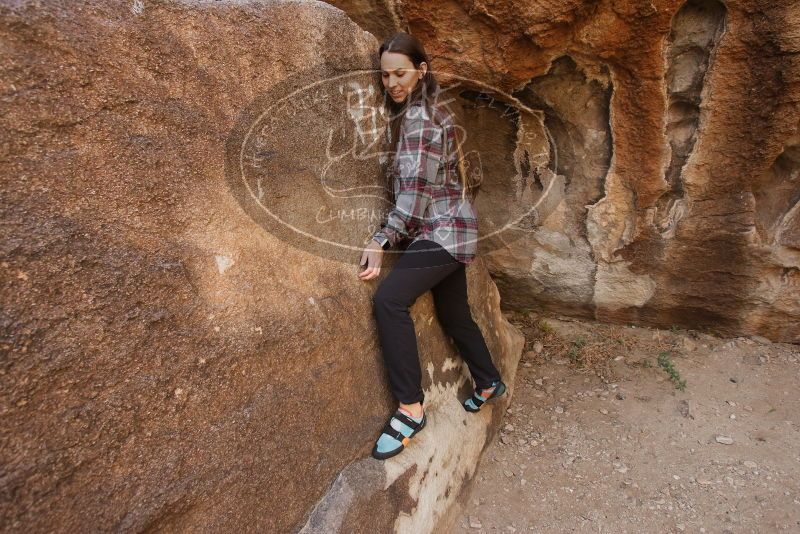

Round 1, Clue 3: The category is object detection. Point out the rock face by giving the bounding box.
[329,0,800,343]
[0,1,523,532]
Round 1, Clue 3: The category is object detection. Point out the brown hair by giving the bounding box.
[378,32,480,202]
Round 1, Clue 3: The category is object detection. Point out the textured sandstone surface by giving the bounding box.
[0,1,522,532]
[4,0,799,530]
[330,0,800,343]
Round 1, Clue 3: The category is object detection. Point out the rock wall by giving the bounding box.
[328,0,800,343]
[0,1,523,532]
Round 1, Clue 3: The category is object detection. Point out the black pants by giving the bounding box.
[372,239,502,405]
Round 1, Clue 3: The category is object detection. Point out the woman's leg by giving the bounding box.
[431,262,502,390]
[372,240,461,406]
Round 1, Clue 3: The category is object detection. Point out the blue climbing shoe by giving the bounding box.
[463,379,507,412]
[372,408,426,460]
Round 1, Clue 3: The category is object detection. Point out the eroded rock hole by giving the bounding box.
[656,0,727,237]
[753,123,800,249]
[513,55,612,239]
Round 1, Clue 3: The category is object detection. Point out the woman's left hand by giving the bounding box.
[358,240,384,281]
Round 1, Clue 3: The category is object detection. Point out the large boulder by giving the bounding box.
[0,1,523,532]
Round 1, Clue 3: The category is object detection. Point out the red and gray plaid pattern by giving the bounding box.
[372,101,479,264]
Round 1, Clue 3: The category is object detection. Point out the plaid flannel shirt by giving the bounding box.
[372,101,479,264]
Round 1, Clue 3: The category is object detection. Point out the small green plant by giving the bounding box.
[669,324,681,334]
[657,351,687,391]
[641,359,653,368]
[568,337,587,363]
[537,319,554,333]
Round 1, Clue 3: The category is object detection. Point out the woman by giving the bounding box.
[358,32,506,460]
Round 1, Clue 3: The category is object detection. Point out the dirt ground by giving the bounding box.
[450,313,800,534]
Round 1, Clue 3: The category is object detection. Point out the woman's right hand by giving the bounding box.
[358,240,384,281]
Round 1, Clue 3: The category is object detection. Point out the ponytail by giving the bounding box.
[443,121,479,203]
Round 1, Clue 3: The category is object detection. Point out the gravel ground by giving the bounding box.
[450,315,800,534]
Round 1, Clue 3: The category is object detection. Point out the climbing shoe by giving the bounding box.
[372,408,426,460]
[463,379,507,412]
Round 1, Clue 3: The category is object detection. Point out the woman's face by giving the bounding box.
[380,51,427,104]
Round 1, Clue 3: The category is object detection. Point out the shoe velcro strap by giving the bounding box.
[471,393,486,407]
[393,411,422,430]
[381,422,406,443]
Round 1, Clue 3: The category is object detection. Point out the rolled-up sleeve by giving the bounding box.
[372,106,439,249]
